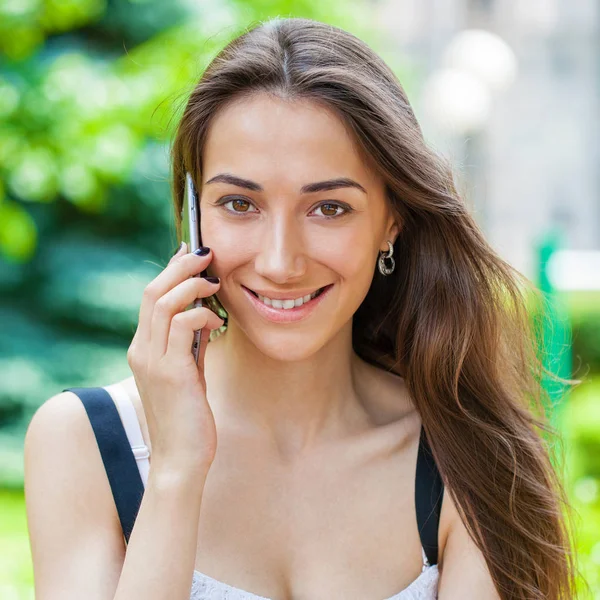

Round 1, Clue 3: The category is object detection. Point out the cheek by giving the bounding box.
[316,225,378,282]
[200,212,256,274]
[316,230,377,325]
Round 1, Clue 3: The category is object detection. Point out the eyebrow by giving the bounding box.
[204,173,367,195]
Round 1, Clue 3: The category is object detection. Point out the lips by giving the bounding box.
[245,285,328,300]
[241,283,334,323]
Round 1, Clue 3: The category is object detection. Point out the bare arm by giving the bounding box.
[113,454,206,600]
[25,391,208,600]
[437,489,501,600]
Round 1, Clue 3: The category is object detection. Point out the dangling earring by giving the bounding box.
[378,240,395,276]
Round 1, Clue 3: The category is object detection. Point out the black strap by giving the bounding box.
[415,424,444,565]
[63,387,145,544]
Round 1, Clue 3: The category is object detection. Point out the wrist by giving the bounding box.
[149,459,211,493]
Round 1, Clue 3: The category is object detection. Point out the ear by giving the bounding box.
[380,215,401,252]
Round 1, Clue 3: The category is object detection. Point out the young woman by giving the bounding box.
[24,17,578,600]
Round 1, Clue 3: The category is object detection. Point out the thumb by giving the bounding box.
[195,311,224,371]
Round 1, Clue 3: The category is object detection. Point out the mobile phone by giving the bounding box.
[181,171,204,364]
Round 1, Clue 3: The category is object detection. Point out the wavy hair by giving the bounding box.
[169,17,582,599]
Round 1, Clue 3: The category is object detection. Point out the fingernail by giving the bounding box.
[173,241,185,256]
[203,276,220,284]
[194,246,210,256]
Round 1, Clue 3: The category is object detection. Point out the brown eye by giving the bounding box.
[231,199,250,212]
[220,197,257,214]
[312,202,348,218]
[320,203,339,217]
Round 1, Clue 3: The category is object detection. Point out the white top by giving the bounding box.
[103,384,440,599]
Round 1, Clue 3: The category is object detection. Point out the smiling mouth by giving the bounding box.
[245,285,329,300]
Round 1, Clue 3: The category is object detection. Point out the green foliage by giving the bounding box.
[567,292,600,376]
[563,379,600,597]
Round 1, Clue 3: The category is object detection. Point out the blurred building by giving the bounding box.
[373,0,600,279]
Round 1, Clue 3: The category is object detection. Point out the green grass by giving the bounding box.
[0,489,34,600]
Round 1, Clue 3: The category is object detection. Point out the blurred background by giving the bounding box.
[0,0,599,598]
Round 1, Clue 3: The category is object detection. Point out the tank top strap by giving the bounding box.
[415,424,444,567]
[63,386,145,545]
[104,382,151,487]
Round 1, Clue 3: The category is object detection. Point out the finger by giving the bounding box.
[134,242,188,350]
[130,242,190,362]
[166,306,225,364]
[137,247,213,351]
[169,241,187,263]
[149,276,221,363]
[194,316,217,377]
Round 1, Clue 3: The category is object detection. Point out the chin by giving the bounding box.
[245,327,330,362]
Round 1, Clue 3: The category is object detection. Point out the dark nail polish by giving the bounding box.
[172,241,184,256]
[194,246,210,256]
[203,276,220,284]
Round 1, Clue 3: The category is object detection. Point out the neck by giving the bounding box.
[204,320,375,458]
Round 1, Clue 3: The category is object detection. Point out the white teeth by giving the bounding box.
[255,288,324,309]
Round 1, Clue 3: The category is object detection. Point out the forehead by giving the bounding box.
[201,93,380,190]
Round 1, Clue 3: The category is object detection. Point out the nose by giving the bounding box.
[253,212,307,284]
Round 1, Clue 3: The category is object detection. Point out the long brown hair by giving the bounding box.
[169,17,582,599]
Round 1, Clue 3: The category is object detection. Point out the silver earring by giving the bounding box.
[378,240,395,276]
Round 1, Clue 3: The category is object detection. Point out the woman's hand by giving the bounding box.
[127,243,224,478]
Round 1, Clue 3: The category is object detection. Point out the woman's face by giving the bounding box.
[200,93,398,361]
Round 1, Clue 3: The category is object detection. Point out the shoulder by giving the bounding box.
[24,388,122,523]
[436,480,500,598]
[24,385,139,523]
[24,389,126,593]
[25,389,97,461]
[420,426,495,594]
